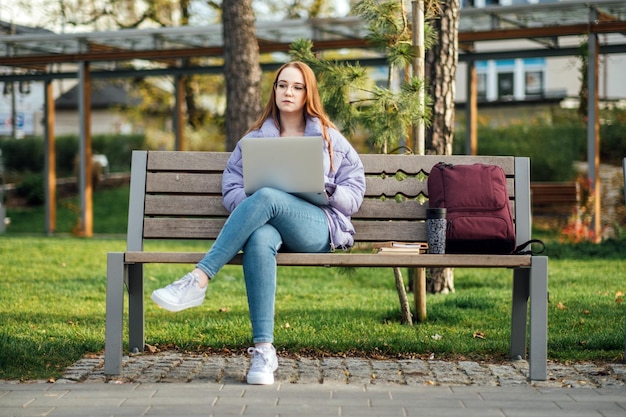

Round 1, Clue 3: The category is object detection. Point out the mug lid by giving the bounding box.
[426,208,446,219]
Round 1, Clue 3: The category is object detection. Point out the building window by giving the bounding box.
[497,72,514,99]
[477,73,487,100]
[525,71,543,96]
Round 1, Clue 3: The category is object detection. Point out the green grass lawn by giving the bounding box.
[1,186,625,380]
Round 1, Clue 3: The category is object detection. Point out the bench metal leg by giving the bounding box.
[510,267,529,360]
[104,252,125,375]
[528,256,548,381]
[127,263,145,353]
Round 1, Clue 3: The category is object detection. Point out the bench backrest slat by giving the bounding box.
[130,151,529,246]
[146,172,223,194]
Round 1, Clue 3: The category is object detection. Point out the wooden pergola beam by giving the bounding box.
[0,20,624,70]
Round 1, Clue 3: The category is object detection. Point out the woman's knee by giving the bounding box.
[250,187,281,202]
[245,225,282,254]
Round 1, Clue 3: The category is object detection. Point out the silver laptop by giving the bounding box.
[240,136,329,205]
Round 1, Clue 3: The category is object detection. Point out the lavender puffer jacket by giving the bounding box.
[221,116,366,250]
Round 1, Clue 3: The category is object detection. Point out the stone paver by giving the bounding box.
[56,352,626,389]
[1,353,625,417]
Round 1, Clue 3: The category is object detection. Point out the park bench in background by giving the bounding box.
[105,151,549,380]
[530,181,580,221]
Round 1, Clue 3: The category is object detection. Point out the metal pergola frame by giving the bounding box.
[1,0,625,237]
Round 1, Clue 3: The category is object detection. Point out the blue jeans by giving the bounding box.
[195,187,331,344]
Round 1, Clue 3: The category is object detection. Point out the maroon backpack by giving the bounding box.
[427,162,516,254]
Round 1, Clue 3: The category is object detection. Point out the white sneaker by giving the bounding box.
[151,272,207,312]
[246,345,278,385]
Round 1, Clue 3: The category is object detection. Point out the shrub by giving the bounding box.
[0,137,44,180]
[14,173,45,205]
[92,133,146,172]
[0,134,147,179]
[454,122,581,182]
[601,122,626,165]
[56,134,147,176]
[453,107,626,182]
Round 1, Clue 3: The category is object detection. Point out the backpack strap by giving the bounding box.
[512,239,545,255]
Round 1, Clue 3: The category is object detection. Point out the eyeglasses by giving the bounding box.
[274,82,306,93]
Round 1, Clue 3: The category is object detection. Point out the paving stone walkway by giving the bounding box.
[3,354,625,417]
[56,352,626,389]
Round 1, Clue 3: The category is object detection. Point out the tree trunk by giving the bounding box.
[222,0,263,151]
[425,0,459,294]
[426,267,455,294]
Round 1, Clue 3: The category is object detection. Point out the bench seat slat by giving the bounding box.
[530,182,580,217]
[124,251,532,268]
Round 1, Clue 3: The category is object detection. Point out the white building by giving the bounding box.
[456,0,626,105]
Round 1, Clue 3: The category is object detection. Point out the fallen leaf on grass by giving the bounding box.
[581,309,591,315]
[557,302,568,310]
[616,291,624,303]
[431,334,442,340]
[473,331,486,339]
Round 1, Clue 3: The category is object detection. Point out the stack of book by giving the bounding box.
[372,241,428,254]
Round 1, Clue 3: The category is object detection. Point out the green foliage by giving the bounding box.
[354,0,436,62]
[359,81,431,152]
[6,185,130,234]
[0,137,44,179]
[14,173,45,206]
[55,134,147,175]
[0,134,146,179]
[453,107,626,181]
[289,39,367,136]
[463,124,580,182]
[600,118,626,165]
[92,134,147,172]
[544,238,626,260]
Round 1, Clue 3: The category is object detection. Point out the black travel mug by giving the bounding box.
[426,208,447,254]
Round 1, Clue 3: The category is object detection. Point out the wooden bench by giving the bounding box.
[105,151,549,380]
[530,181,580,219]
